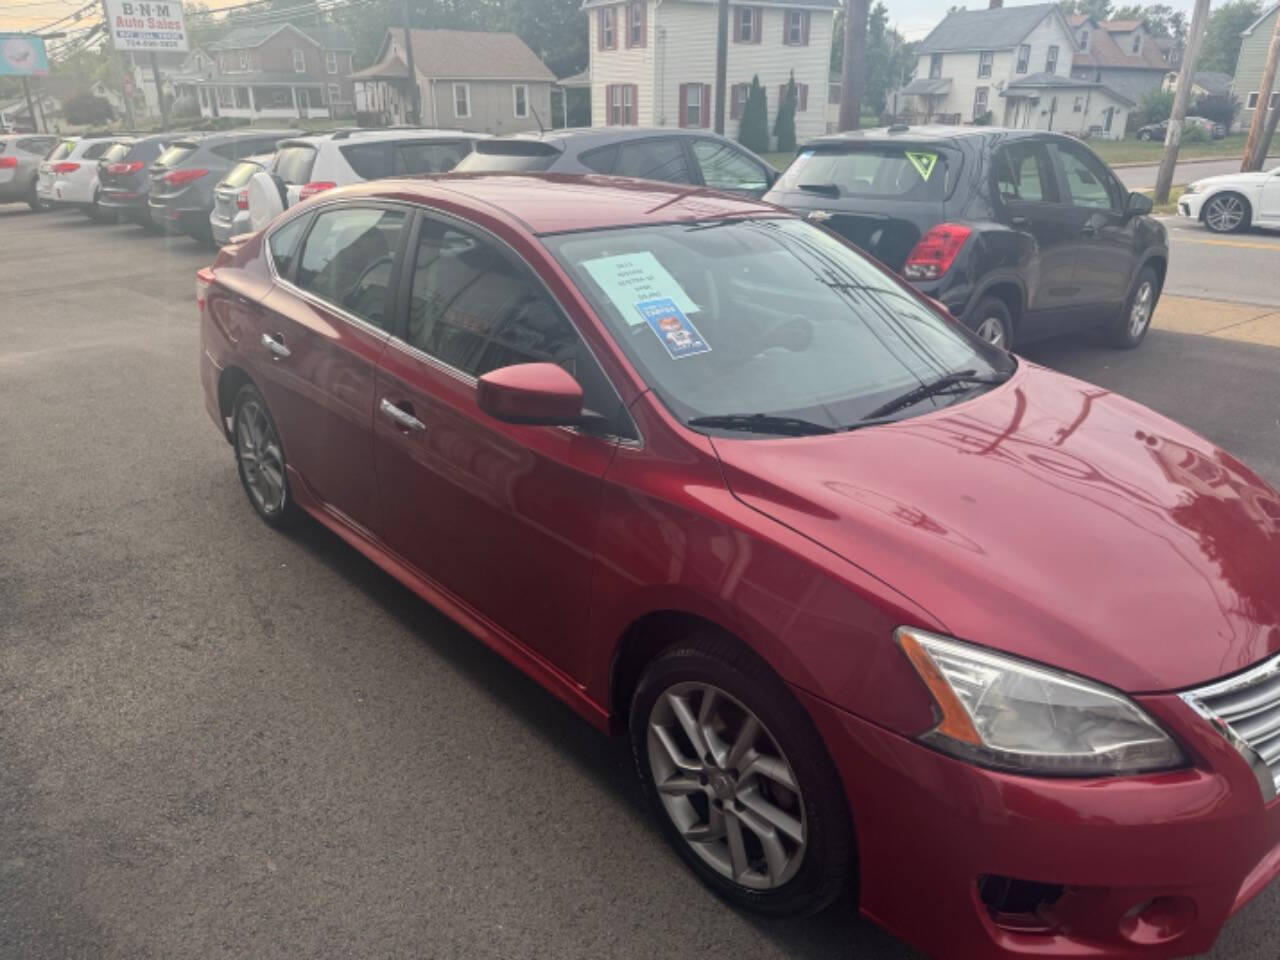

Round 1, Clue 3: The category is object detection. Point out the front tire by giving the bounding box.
[1107,266,1160,349]
[967,296,1015,350]
[629,633,852,917]
[231,383,300,528]
[1201,192,1250,234]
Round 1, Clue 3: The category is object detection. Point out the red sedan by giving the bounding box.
[198,175,1280,959]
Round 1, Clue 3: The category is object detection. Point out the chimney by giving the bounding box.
[989,0,1003,7]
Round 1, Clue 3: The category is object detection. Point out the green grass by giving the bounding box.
[1088,133,1247,165]
[761,151,798,172]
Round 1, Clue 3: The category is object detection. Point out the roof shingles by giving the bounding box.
[917,3,1058,53]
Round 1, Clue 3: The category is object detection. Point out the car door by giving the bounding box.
[255,203,409,536]
[990,138,1081,335]
[1051,141,1133,316]
[688,137,773,197]
[373,212,625,676]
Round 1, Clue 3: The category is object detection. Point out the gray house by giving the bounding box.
[1067,15,1168,105]
[351,29,555,133]
[1232,3,1280,132]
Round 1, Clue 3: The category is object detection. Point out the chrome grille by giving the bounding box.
[1182,653,1280,800]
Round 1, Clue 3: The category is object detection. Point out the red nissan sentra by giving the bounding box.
[197,175,1280,959]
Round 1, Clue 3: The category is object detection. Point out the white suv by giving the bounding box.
[37,135,124,211]
[246,128,484,230]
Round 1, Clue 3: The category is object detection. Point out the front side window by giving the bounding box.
[326,51,338,74]
[293,49,305,73]
[929,54,943,79]
[544,218,1009,431]
[294,206,407,329]
[978,51,993,78]
[616,138,689,183]
[1056,145,1117,211]
[691,139,769,194]
[268,214,309,276]
[1016,44,1030,73]
[513,84,528,118]
[454,83,471,118]
[1046,45,1059,73]
[993,142,1059,204]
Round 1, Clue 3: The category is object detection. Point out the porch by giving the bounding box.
[194,79,333,121]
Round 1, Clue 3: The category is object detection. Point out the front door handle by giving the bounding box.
[379,398,426,432]
[261,333,291,359]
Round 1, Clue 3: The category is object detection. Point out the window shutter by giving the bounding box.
[782,13,790,44]
[639,1,647,48]
[597,9,604,50]
[802,11,810,45]
[631,83,639,124]
[614,3,622,47]
[624,4,631,48]
[702,84,712,126]
[679,84,688,127]
[752,7,762,43]
[799,83,808,111]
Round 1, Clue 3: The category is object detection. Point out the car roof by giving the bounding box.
[483,126,735,151]
[802,125,1048,149]
[284,128,484,147]
[180,129,300,146]
[329,173,783,235]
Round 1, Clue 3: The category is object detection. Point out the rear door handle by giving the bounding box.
[261,333,291,359]
[379,398,426,432]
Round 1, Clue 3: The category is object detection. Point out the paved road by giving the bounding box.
[2,206,1279,960]
[1160,218,1280,308]
[1116,155,1280,190]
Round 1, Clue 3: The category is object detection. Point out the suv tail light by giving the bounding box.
[107,161,144,174]
[0,156,17,169]
[52,161,81,174]
[299,180,336,200]
[903,223,973,281]
[162,168,209,188]
[236,188,249,210]
[196,267,215,312]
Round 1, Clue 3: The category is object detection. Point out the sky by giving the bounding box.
[0,0,1204,45]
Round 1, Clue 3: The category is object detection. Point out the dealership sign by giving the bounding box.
[105,0,189,53]
[0,34,50,76]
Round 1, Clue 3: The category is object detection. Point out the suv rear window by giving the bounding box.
[48,140,76,162]
[452,140,561,173]
[221,159,264,188]
[156,143,196,167]
[274,145,317,184]
[102,142,131,163]
[776,146,953,200]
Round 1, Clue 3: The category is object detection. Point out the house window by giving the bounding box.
[326,51,338,74]
[730,82,748,119]
[608,84,635,124]
[453,83,471,118]
[598,7,616,49]
[1016,44,1030,73]
[328,83,341,103]
[736,7,758,43]
[271,88,290,107]
[626,1,645,47]
[1073,96,1084,112]
[683,83,704,127]
[1078,30,1089,50]
[293,49,305,73]
[828,82,841,104]
[513,83,528,118]
[974,86,988,119]
[785,10,809,45]
[929,54,943,79]
[978,51,993,78]
[1046,45,1059,74]
[1247,91,1280,110]
[1131,34,1141,54]
[238,52,248,71]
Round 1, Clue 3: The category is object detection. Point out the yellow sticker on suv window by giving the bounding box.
[905,151,938,181]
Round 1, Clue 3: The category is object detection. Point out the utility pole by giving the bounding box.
[150,52,169,130]
[838,0,869,131]
[21,77,39,132]
[714,0,728,133]
[1241,9,1280,171]
[402,0,419,125]
[1154,0,1210,205]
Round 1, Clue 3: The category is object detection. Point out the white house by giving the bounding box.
[582,0,839,143]
[902,1,1132,139]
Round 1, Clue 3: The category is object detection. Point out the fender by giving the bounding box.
[1125,245,1170,299]
[957,269,1027,322]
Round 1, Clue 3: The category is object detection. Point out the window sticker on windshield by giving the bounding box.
[636,298,711,360]
[581,252,700,324]
[905,151,938,181]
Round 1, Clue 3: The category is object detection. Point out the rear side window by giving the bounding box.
[273,145,316,184]
[295,206,407,329]
[394,139,472,174]
[268,215,309,277]
[221,160,263,188]
[579,144,617,174]
[211,143,239,162]
[156,143,196,167]
[452,140,561,173]
[48,140,76,162]
[615,139,690,183]
[993,142,1059,204]
[776,146,952,200]
[691,139,770,193]
[339,141,396,180]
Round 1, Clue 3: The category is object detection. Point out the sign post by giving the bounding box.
[103,0,188,126]
[1,33,51,132]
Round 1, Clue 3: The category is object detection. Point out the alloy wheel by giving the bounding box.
[1204,195,1244,232]
[975,316,1007,347]
[236,398,286,515]
[1129,280,1154,339]
[647,682,806,890]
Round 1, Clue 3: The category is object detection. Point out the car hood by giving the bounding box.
[1190,171,1273,191]
[711,363,1280,693]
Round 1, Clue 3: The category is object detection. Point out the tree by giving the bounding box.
[1198,0,1262,74]
[1193,93,1240,129]
[738,75,769,153]
[774,72,797,152]
[1111,3,1183,39]
[63,91,115,126]
[1132,87,1174,128]
[1058,0,1112,21]
[862,2,910,115]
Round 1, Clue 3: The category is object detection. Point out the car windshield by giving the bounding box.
[155,143,196,167]
[774,146,953,199]
[543,217,1011,432]
[48,140,75,162]
[221,159,263,188]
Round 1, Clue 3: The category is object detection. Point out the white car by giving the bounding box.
[1178,164,1280,233]
[246,128,484,231]
[37,136,124,212]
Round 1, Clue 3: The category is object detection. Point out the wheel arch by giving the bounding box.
[1199,189,1252,224]
[216,364,257,441]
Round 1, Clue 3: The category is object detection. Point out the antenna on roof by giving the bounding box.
[530,103,546,137]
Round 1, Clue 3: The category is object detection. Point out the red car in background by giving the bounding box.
[198,175,1280,959]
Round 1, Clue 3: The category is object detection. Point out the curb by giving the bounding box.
[1111,154,1280,169]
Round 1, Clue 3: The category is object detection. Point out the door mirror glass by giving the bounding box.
[1126,191,1153,216]
[477,363,585,426]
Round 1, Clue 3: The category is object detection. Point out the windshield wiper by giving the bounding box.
[861,369,1011,421]
[687,413,837,437]
[797,182,841,197]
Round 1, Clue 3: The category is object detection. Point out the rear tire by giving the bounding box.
[26,177,42,212]
[967,296,1015,351]
[231,383,301,529]
[629,633,853,917]
[1107,266,1160,349]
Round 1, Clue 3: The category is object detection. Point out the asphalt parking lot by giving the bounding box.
[3,205,1280,960]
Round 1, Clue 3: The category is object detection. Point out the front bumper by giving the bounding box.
[797,687,1280,959]
[1178,190,1207,221]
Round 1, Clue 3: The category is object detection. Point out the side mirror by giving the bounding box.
[1126,191,1153,216]
[476,362,585,426]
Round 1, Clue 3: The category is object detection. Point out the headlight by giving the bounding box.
[897,628,1188,776]
[1183,183,1198,194]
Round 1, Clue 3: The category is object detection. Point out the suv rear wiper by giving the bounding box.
[687,413,836,437]
[861,370,1011,421]
[797,182,841,197]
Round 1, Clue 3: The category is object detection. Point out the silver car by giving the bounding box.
[0,133,58,209]
[209,153,274,246]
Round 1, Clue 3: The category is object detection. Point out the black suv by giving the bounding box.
[764,127,1168,349]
